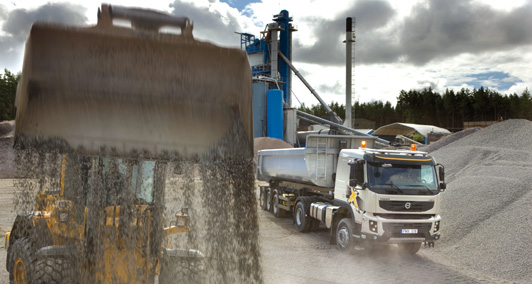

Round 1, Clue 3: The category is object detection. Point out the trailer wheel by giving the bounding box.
[272,190,285,218]
[398,242,421,255]
[9,237,35,284]
[259,187,267,210]
[294,200,312,232]
[336,218,356,253]
[266,188,273,212]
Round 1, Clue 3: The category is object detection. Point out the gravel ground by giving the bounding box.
[0,119,530,283]
[423,119,532,283]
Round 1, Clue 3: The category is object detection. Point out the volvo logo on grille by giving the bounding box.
[405,202,412,209]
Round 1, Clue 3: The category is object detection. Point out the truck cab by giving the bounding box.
[257,135,445,255]
[333,146,445,253]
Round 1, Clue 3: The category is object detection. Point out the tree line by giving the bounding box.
[298,87,532,131]
[0,69,19,121]
[1,67,531,132]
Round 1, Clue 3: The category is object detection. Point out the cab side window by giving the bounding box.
[349,162,365,186]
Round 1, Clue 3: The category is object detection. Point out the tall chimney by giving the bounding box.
[344,17,355,129]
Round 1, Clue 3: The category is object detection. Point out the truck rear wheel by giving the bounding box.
[9,237,35,284]
[272,190,285,218]
[294,199,312,232]
[336,218,356,253]
[311,219,321,231]
[266,188,273,212]
[398,242,421,255]
[259,187,267,210]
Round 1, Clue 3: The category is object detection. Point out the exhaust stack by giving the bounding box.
[344,17,355,129]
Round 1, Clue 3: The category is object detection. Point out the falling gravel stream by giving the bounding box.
[12,118,263,284]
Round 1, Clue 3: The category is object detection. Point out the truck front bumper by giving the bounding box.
[359,214,441,243]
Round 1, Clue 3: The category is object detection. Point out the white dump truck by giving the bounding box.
[256,135,446,254]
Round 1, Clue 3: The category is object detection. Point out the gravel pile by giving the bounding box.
[0,121,15,179]
[424,119,532,283]
[0,121,14,138]
[421,127,481,153]
[253,137,292,159]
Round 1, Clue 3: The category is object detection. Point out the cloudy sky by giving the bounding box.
[1,0,531,107]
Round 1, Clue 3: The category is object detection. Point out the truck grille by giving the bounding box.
[374,214,435,219]
[383,223,431,238]
[379,201,434,212]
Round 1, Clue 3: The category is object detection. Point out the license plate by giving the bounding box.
[401,229,418,234]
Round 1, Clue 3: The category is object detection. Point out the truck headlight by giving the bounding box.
[433,221,440,232]
[369,220,378,233]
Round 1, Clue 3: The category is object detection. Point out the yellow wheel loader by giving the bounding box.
[5,4,253,284]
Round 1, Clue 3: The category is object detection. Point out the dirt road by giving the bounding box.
[258,207,510,284]
[0,179,513,284]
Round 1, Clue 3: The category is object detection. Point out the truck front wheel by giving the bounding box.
[398,242,421,255]
[336,218,356,253]
[294,201,312,232]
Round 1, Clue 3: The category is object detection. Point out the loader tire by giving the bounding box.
[160,256,203,284]
[294,197,312,233]
[9,237,35,284]
[32,257,75,284]
[272,190,285,218]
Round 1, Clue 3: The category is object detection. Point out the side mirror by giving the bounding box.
[436,163,445,182]
[439,182,446,192]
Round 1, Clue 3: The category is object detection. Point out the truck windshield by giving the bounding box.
[367,162,439,195]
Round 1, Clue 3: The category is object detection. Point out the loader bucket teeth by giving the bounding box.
[14,4,253,157]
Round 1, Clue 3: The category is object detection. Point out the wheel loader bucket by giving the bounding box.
[14,4,253,157]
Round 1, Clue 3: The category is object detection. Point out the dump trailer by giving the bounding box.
[257,135,446,254]
[6,4,252,284]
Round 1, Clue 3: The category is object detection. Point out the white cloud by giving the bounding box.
[0,0,530,105]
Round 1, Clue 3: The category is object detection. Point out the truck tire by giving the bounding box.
[32,257,75,284]
[294,197,316,233]
[398,242,421,255]
[336,218,356,253]
[272,189,285,218]
[9,237,35,284]
[311,219,321,231]
[266,188,273,212]
[259,187,267,210]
